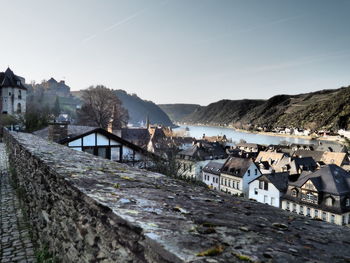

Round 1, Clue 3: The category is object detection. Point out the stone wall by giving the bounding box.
[4,130,350,263]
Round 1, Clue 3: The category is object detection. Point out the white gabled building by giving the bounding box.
[248,172,289,208]
[220,157,262,197]
[0,68,27,115]
[202,160,226,190]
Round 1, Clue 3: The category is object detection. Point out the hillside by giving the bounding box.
[114,90,173,127]
[179,86,350,131]
[158,104,202,123]
[71,90,174,127]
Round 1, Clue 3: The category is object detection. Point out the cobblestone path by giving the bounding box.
[0,143,36,263]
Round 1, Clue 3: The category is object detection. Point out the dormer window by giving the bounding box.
[292,189,298,197]
[326,197,334,206]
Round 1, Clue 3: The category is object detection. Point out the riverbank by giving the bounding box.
[177,123,345,145]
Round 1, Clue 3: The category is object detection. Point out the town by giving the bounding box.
[2,1,350,262]
[2,67,350,230]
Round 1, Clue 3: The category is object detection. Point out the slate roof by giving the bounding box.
[0,68,27,90]
[236,143,261,148]
[33,125,97,140]
[121,128,150,142]
[321,152,347,166]
[203,160,226,175]
[221,157,254,178]
[316,141,347,153]
[255,151,285,164]
[177,141,227,161]
[290,165,350,195]
[256,172,289,192]
[293,150,325,162]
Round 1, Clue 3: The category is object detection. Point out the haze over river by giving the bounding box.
[175,125,314,145]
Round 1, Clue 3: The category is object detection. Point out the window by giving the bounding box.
[216,178,218,184]
[225,179,227,186]
[97,147,108,159]
[255,169,258,175]
[264,182,268,191]
[254,188,258,195]
[18,90,22,99]
[299,206,304,215]
[346,199,350,207]
[232,181,235,189]
[322,212,327,221]
[247,170,251,176]
[292,189,297,197]
[315,210,319,218]
[306,207,311,217]
[326,197,334,206]
[292,203,297,212]
[264,195,268,204]
[259,181,264,189]
[111,147,121,161]
[271,197,275,206]
[213,177,215,183]
[342,216,346,225]
[237,182,240,190]
[330,214,335,224]
[16,103,21,113]
[286,202,290,210]
[221,178,223,184]
[228,180,231,187]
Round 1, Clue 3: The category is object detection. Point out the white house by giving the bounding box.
[248,172,289,208]
[220,157,262,197]
[202,160,226,190]
[0,68,27,115]
[59,127,158,167]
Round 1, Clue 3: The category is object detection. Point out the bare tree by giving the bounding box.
[77,85,129,129]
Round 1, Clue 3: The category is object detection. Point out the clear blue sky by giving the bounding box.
[1,0,350,105]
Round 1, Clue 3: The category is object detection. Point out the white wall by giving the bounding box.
[203,172,220,190]
[242,163,261,197]
[248,180,280,208]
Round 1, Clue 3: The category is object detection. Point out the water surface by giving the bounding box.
[175,125,313,145]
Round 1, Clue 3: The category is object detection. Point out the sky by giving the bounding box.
[1,0,350,105]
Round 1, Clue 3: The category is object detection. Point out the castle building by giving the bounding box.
[0,68,27,115]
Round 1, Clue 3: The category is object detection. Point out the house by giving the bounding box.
[290,143,315,151]
[320,152,348,166]
[316,141,347,153]
[273,156,317,175]
[34,124,157,167]
[248,172,289,208]
[202,160,226,190]
[255,151,285,166]
[235,142,265,153]
[0,68,27,115]
[293,150,348,167]
[281,165,350,225]
[121,128,150,149]
[176,141,227,180]
[220,157,261,196]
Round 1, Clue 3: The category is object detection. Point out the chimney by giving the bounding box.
[48,123,68,143]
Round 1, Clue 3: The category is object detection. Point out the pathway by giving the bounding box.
[0,143,35,263]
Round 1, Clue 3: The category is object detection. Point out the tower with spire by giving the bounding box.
[0,67,27,115]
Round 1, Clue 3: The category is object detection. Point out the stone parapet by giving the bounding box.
[3,130,350,262]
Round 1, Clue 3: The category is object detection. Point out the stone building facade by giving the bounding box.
[281,165,350,225]
[0,68,27,115]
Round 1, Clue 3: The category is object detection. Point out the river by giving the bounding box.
[175,125,314,145]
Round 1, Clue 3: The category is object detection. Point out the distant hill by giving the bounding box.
[175,86,350,131]
[114,90,174,127]
[71,90,174,127]
[158,104,202,123]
